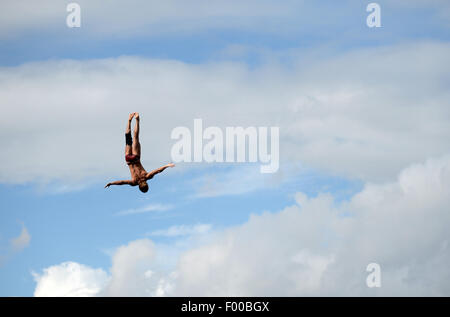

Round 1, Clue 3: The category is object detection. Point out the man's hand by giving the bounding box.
[128,113,135,121]
[166,163,175,168]
[105,183,111,188]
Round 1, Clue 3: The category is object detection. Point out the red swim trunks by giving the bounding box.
[125,154,140,164]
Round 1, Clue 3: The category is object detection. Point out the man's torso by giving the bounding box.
[127,160,147,184]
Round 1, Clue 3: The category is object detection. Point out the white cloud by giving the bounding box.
[34,154,450,296]
[33,262,109,297]
[115,203,173,216]
[33,240,176,297]
[166,154,450,296]
[10,223,31,252]
[101,239,160,296]
[1,42,449,187]
[1,223,31,266]
[147,224,212,237]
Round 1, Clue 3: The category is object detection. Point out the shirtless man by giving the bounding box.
[105,112,174,193]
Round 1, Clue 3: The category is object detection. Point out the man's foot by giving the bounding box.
[134,112,140,121]
[128,113,135,121]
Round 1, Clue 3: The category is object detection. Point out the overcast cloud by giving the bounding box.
[0,41,449,185]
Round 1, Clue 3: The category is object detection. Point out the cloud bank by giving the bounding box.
[1,41,449,186]
[33,154,450,296]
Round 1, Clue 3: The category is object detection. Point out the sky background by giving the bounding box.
[0,0,450,296]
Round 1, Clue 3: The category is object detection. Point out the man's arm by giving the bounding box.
[105,180,134,188]
[145,163,175,180]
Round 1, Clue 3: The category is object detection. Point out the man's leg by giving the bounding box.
[125,113,134,156]
[132,112,141,156]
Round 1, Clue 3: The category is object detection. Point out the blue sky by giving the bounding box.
[0,164,362,296]
[1,1,450,296]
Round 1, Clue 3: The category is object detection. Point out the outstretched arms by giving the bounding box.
[145,163,175,180]
[105,180,135,188]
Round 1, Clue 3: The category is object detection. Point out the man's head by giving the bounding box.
[139,181,149,193]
